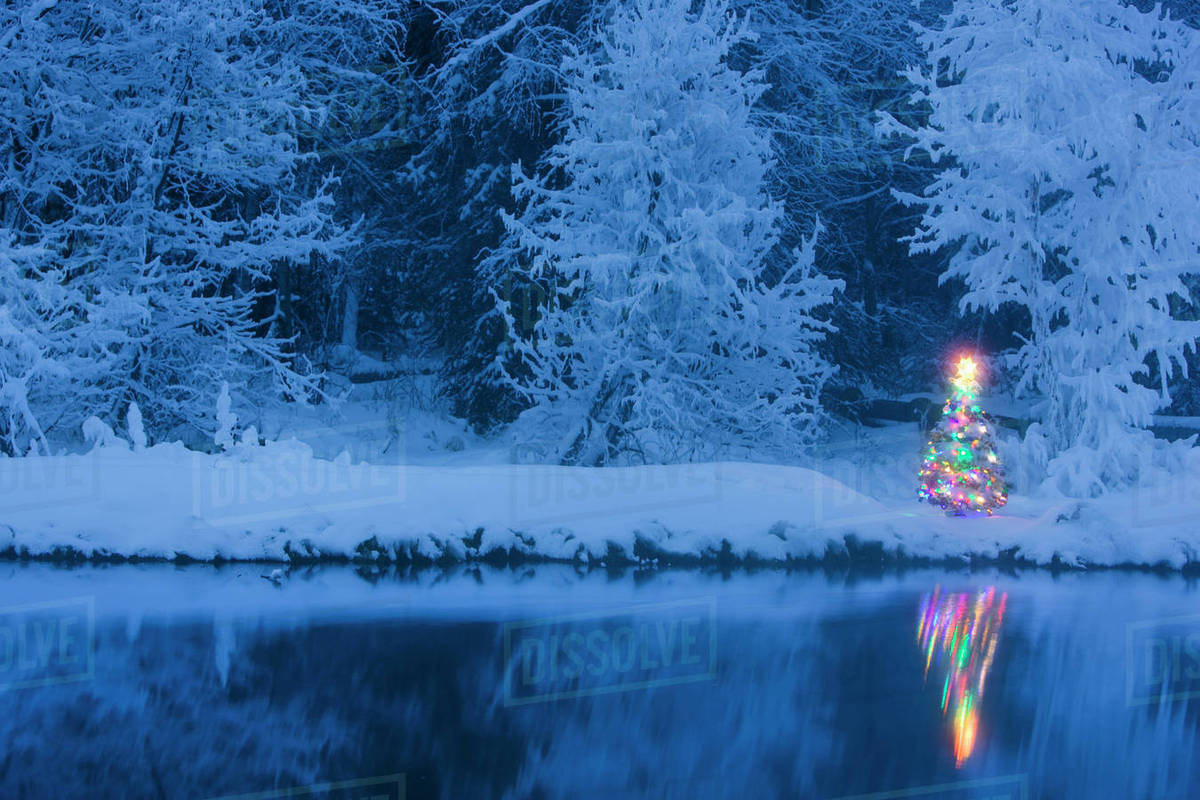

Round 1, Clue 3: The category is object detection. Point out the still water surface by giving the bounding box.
[0,563,1196,799]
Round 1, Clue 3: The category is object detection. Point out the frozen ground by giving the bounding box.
[1,378,1198,570]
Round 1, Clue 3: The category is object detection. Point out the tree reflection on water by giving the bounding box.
[918,586,1007,767]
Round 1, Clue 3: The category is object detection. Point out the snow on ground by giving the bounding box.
[2,378,1196,570]
[1,414,1197,569]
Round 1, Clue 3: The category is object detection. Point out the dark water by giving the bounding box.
[0,563,1197,799]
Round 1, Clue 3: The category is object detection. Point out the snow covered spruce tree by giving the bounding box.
[279,0,408,366]
[402,0,587,430]
[880,0,1200,495]
[488,0,842,464]
[0,0,355,452]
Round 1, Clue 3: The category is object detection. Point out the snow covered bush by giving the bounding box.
[0,0,359,454]
[485,0,842,465]
[880,0,1200,496]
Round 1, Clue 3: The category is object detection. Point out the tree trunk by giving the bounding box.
[271,259,292,341]
[341,278,359,351]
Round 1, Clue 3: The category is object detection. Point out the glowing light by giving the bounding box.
[917,353,1008,516]
[918,587,1007,768]
[954,697,978,768]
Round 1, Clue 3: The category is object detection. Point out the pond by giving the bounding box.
[0,562,1196,799]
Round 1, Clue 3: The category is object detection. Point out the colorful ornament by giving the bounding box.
[917,355,1008,515]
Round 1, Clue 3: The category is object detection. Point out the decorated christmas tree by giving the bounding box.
[918,355,1008,515]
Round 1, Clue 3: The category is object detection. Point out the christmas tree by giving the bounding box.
[918,356,1008,515]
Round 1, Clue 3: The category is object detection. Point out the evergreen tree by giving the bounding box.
[399,0,587,430]
[918,356,1008,515]
[275,0,409,367]
[882,0,1200,495]
[486,0,841,464]
[0,0,364,451]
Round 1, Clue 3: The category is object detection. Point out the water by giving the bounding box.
[0,562,1197,799]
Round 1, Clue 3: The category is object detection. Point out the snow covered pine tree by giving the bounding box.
[488,0,842,464]
[0,0,355,452]
[918,356,1008,515]
[880,0,1200,496]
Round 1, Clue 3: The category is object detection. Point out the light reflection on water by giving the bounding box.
[0,563,1196,799]
[917,586,1007,768]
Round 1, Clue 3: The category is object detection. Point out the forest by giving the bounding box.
[2,0,1199,499]
[5,4,1200,794]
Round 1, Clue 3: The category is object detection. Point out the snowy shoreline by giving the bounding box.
[1,440,1197,572]
[2,542,1197,575]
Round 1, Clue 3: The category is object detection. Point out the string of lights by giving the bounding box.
[917,356,1008,515]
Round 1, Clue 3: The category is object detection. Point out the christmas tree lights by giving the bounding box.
[917,587,1007,768]
[917,355,1008,515]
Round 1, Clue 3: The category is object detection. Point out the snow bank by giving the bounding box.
[0,438,1197,569]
